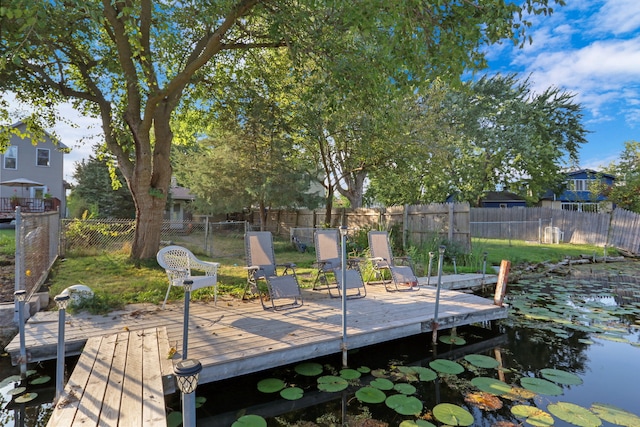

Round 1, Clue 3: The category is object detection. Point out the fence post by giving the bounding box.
[403,204,408,250]
[14,207,23,324]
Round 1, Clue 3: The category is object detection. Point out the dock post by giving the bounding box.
[54,293,70,404]
[432,246,445,345]
[14,290,27,379]
[175,359,202,427]
[339,226,348,368]
[182,280,193,360]
[482,252,488,283]
[452,256,457,274]
[427,252,434,286]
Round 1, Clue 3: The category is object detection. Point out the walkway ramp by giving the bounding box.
[47,327,171,427]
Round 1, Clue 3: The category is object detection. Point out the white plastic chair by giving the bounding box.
[156,245,220,309]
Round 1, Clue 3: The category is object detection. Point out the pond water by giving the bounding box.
[1,273,639,426]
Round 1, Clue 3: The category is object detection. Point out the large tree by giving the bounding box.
[602,141,640,212]
[1,0,563,260]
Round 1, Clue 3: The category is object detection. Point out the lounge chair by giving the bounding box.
[156,245,220,309]
[313,229,366,299]
[367,231,418,292]
[244,231,303,311]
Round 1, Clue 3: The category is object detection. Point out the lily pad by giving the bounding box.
[548,402,602,427]
[511,405,555,426]
[195,396,206,408]
[29,375,51,385]
[357,366,371,373]
[471,377,511,396]
[14,392,38,403]
[257,378,285,393]
[167,411,183,427]
[385,394,423,415]
[7,386,26,396]
[370,377,395,390]
[429,359,464,375]
[340,368,361,380]
[540,368,583,385]
[394,382,417,395]
[355,386,386,404]
[399,420,436,427]
[294,362,323,376]
[0,375,22,388]
[432,403,474,426]
[411,366,437,382]
[439,335,466,345]
[317,375,348,392]
[464,391,503,410]
[232,414,268,427]
[280,387,303,400]
[464,354,500,369]
[520,377,563,396]
[590,402,640,426]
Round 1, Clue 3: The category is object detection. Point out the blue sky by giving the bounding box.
[483,0,640,170]
[7,0,639,182]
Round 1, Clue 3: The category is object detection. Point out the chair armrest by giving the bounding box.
[191,258,220,275]
[277,263,296,269]
[245,265,261,273]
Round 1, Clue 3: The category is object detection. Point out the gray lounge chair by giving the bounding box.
[244,231,303,310]
[313,229,366,299]
[367,231,418,292]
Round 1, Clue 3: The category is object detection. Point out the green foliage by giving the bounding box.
[602,140,640,213]
[0,229,15,256]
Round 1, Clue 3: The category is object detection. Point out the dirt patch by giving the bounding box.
[0,254,15,303]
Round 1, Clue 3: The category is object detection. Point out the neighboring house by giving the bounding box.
[165,176,194,229]
[0,122,67,218]
[540,169,616,213]
[479,191,527,208]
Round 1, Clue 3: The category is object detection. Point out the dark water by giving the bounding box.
[2,275,639,426]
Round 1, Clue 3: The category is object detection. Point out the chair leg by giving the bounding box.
[162,285,172,309]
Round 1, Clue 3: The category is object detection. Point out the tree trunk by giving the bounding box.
[324,185,334,227]
[130,190,166,260]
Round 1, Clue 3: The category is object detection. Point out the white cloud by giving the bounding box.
[595,0,640,35]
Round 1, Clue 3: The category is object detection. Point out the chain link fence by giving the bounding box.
[61,218,249,258]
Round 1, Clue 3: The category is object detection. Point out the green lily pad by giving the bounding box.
[399,420,436,427]
[232,414,268,427]
[7,386,26,396]
[167,411,183,427]
[357,366,371,373]
[429,359,464,375]
[294,362,323,376]
[511,404,555,426]
[471,377,512,396]
[14,392,38,403]
[370,377,395,390]
[0,375,22,388]
[520,377,563,396]
[394,382,416,395]
[385,394,423,415]
[317,375,348,392]
[548,402,602,427]
[280,387,304,400]
[432,403,474,426]
[540,368,583,385]
[195,396,206,408]
[29,375,51,385]
[257,378,285,393]
[411,366,437,382]
[439,335,466,345]
[590,402,640,426]
[340,368,361,380]
[464,354,500,369]
[355,386,386,403]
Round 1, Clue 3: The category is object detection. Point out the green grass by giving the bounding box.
[6,232,614,314]
[0,229,15,256]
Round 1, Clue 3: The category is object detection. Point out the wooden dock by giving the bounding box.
[47,327,171,427]
[420,272,497,290]
[6,276,505,390]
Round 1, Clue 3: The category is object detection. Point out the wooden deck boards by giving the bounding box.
[47,327,167,427]
[7,277,506,393]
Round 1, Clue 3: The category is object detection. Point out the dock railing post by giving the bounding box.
[431,246,446,345]
[175,359,202,427]
[427,252,434,286]
[339,226,348,368]
[14,290,27,379]
[182,280,193,360]
[482,252,488,283]
[54,294,70,404]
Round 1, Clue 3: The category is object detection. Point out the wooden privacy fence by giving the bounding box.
[609,208,640,256]
[244,203,472,250]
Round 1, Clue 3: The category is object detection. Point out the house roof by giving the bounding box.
[566,169,616,180]
[170,185,195,201]
[481,191,526,202]
[9,121,69,149]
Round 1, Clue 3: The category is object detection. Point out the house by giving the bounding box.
[479,191,527,208]
[540,169,616,212]
[0,122,66,219]
[165,176,195,229]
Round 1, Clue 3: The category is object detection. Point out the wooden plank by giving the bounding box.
[118,330,144,426]
[47,336,103,427]
[71,333,117,426]
[142,329,168,426]
[157,326,176,394]
[97,332,129,427]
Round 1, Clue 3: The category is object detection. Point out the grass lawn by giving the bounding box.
[43,236,614,314]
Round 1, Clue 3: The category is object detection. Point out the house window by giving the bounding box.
[36,148,50,167]
[3,146,17,169]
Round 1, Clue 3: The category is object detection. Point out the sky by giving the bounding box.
[6,0,640,183]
